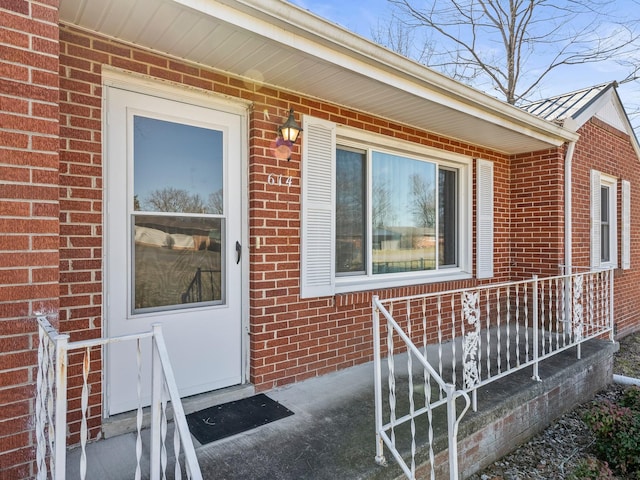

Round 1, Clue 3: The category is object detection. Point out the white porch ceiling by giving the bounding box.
[60,0,578,154]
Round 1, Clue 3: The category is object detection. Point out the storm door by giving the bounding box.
[105,85,244,415]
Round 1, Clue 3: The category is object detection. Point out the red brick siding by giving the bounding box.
[0,1,59,478]
[510,148,566,279]
[571,118,640,337]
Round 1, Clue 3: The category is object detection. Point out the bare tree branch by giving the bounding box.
[384,0,640,104]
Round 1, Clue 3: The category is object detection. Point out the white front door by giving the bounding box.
[105,85,245,415]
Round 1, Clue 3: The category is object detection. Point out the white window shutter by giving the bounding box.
[590,169,601,269]
[300,116,336,298]
[622,179,631,270]
[476,158,494,279]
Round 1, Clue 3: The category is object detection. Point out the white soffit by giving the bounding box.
[60,0,578,154]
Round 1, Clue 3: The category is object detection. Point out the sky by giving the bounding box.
[288,0,640,128]
[134,115,223,209]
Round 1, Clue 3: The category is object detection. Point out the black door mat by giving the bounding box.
[186,393,294,445]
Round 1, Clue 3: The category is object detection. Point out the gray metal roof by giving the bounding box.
[521,82,616,123]
[522,81,640,159]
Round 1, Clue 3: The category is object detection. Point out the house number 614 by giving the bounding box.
[267,173,293,188]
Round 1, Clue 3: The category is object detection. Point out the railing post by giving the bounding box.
[576,273,582,360]
[150,324,163,480]
[564,266,572,335]
[532,275,540,381]
[445,384,459,480]
[609,269,615,342]
[372,296,387,467]
[54,333,69,480]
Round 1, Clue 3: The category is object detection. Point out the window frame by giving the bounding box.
[599,173,618,269]
[591,169,618,270]
[334,127,472,293]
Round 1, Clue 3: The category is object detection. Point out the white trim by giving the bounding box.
[173,0,577,148]
[336,124,473,165]
[102,66,251,115]
[602,174,618,269]
[567,85,640,161]
[622,180,631,270]
[590,169,602,269]
[591,170,618,269]
[335,271,474,294]
[564,141,576,275]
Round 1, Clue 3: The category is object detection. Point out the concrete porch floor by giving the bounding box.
[66,338,617,480]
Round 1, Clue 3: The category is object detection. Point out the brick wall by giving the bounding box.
[0,1,60,478]
[510,148,566,279]
[2,6,637,478]
[420,340,617,479]
[571,118,640,337]
[58,25,104,445]
[57,26,514,413]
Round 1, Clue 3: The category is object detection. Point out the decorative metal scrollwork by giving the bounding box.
[573,275,584,341]
[462,291,480,389]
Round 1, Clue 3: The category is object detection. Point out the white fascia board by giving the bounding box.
[571,88,615,131]
[610,91,640,160]
[571,87,640,160]
[175,0,578,147]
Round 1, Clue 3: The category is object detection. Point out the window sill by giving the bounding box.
[334,269,473,295]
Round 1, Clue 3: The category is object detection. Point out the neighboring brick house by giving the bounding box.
[1,0,638,477]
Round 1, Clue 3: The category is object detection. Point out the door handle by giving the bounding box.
[236,241,242,264]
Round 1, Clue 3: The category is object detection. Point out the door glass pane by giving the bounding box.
[132,115,225,313]
[133,116,223,214]
[133,215,223,311]
[336,147,366,275]
[372,152,436,274]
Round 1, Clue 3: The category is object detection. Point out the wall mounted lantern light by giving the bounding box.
[276,109,302,160]
[279,109,302,143]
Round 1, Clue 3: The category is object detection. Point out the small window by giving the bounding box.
[600,185,610,263]
[591,170,617,269]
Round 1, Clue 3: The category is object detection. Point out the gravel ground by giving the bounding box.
[467,332,640,480]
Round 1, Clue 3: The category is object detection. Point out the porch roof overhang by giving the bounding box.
[60,0,579,155]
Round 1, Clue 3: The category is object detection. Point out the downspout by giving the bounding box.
[564,140,576,275]
[614,374,640,387]
[564,140,577,331]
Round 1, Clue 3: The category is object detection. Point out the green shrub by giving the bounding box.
[583,386,640,477]
[569,457,614,480]
[619,385,640,411]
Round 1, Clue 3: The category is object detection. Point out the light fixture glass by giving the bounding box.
[279,109,302,143]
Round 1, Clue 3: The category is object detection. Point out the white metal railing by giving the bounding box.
[35,317,203,480]
[373,268,614,479]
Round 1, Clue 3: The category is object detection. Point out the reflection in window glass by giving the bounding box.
[372,152,437,274]
[133,116,224,214]
[439,168,458,266]
[601,186,610,262]
[336,148,366,274]
[133,215,223,312]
